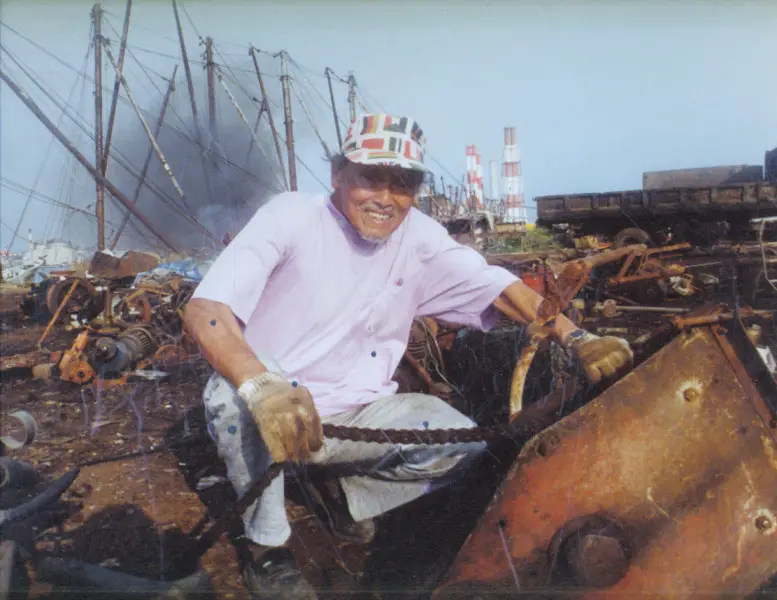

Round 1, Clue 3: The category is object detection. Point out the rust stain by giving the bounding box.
[434,326,777,599]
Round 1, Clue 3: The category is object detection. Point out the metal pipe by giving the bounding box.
[325,67,343,148]
[92,4,105,250]
[171,0,213,202]
[617,305,689,314]
[249,46,287,189]
[0,68,178,251]
[0,469,79,528]
[214,68,282,191]
[110,66,177,250]
[347,71,356,122]
[205,36,216,144]
[243,102,266,167]
[102,0,132,172]
[0,458,41,491]
[101,42,188,207]
[36,557,212,599]
[277,51,297,191]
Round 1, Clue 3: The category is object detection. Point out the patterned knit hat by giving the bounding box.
[342,113,431,173]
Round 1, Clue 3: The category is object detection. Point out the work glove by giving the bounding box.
[565,330,634,384]
[237,373,324,463]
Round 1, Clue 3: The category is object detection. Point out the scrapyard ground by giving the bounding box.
[0,286,510,599]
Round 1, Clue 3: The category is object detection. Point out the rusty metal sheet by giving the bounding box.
[434,326,777,599]
[88,250,159,279]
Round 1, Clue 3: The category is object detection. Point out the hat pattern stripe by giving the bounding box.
[343,113,429,173]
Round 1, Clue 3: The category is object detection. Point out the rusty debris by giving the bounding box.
[434,324,777,599]
[3,161,777,598]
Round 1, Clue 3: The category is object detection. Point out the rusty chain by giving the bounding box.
[186,383,578,560]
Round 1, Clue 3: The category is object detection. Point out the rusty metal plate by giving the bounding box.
[88,250,159,279]
[434,326,777,599]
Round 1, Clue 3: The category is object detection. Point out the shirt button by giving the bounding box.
[371,351,377,358]
[395,277,404,286]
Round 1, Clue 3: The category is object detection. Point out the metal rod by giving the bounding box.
[110,66,177,250]
[101,48,189,213]
[205,36,216,144]
[290,79,330,158]
[243,102,266,167]
[171,0,213,201]
[92,4,105,250]
[0,68,178,252]
[278,51,297,191]
[102,0,132,173]
[102,42,189,211]
[347,71,356,123]
[325,67,343,148]
[37,279,79,349]
[610,305,691,314]
[215,68,282,191]
[249,45,287,189]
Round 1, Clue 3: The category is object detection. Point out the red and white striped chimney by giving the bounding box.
[502,127,524,222]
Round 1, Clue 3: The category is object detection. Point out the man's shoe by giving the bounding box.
[241,545,318,600]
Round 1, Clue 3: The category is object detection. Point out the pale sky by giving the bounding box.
[2,0,776,252]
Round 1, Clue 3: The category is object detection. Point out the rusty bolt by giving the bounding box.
[565,533,629,587]
[683,388,700,402]
[755,515,773,532]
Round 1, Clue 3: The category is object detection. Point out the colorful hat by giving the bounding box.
[342,113,431,173]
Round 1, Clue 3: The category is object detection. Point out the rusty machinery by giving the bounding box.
[432,309,777,599]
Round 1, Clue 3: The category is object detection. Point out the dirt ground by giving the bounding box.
[0,286,503,599]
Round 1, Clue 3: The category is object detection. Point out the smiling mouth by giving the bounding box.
[363,209,393,223]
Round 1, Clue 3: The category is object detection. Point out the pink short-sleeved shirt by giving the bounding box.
[192,192,518,416]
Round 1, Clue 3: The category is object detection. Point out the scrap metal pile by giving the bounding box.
[2,250,201,387]
[1,223,776,598]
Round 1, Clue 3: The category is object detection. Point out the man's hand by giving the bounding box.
[565,330,634,384]
[238,374,324,463]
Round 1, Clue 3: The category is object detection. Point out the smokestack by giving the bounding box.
[489,160,500,203]
[475,153,484,210]
[502,126,524,222]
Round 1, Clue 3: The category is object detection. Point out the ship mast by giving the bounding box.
[92,3,106,250]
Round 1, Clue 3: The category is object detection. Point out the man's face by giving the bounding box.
[332,161,424,243]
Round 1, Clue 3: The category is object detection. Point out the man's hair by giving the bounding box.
[330,152,350,172]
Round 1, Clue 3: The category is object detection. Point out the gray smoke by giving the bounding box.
[104,68,285,255]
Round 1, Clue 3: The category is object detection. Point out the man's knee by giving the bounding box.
[394,393,479,430]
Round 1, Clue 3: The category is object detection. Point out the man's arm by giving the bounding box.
[414,218,633,384]
[183,194,294,385]
[183,298,267,388]
[492,279,579,345]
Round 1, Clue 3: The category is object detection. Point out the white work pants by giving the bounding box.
[202,372,486,546]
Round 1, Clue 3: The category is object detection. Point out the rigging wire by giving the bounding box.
[0,48,217,241]
[98,17,274,189]
[1,178,124,232]
[4,31,93,251]
[5,18,283,195]
[3,19,331,196]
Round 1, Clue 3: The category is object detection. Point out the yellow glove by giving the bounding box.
[565,330,634,384]
[238,373,324,463]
